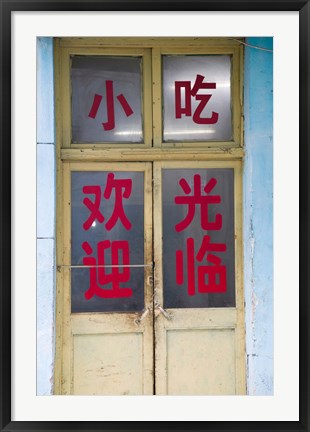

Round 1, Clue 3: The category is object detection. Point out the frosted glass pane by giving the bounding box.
[163,56,232,142]
[71,171,144,313]
[71,56,143,143]
[162,169,235,308]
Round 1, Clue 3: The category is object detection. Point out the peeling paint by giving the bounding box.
[244,37,273,395]
[36,37,56,396]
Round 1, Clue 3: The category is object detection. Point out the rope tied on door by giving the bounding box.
[57,263,154,272]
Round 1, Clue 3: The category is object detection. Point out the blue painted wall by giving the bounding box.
[36,37,273,395]
[36,37,55,395]
[243,37,273,395]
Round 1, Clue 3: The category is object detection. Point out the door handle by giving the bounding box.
[155,300,173,320]
[134,306,150,325]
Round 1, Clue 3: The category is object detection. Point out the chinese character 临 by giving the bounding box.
[175,74,219,124]
[176,236,227,295]
[88,80,134,131]
[82,173,132,231]
[174,174,222,232]
[82,240,132,300]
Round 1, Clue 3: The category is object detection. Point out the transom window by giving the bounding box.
[57,38,242,149]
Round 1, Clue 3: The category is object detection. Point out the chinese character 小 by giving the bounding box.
[88,80,134,131]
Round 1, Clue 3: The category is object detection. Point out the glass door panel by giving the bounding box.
[71,170,145,313]
[162,168,235,308]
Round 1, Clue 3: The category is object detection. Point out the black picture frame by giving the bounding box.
[1,1,309,431]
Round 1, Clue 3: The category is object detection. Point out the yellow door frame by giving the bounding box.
[54,36,245,395]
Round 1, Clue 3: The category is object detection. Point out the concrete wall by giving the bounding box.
[243,37,273,395]
[36,37,273,395]
[36,37,55,395]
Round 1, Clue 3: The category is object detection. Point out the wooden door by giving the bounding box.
[154,160,246,395]
[55,162,153,395]
[55,160,246,395]
[54,37,246,396]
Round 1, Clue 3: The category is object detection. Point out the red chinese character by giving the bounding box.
[176,236,227,295]
[82,174,132,231]
[104,173,132,231]
[175,74,219,124]
[82,185,105,231]
[88,80,134,131]
[82,240,132,299]
[175,174,222,232]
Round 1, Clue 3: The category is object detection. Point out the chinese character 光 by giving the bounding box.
[175,74,219,124]
[176,236,227,295]
[82,240,132,300]
[174,174,222,232]
[88,80,134,131]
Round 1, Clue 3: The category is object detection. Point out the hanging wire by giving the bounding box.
[229,38,273,53]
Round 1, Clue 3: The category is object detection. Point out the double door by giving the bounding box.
[55,160,245,395]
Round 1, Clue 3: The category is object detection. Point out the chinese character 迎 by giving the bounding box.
[82,240,132,299]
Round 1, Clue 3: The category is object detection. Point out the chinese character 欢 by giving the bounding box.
[175,74,219,124]
[104,173,132,231]
[82,173,132,231]
[82,185,105,231]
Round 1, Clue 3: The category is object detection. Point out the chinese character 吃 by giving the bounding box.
[175,74,219,124]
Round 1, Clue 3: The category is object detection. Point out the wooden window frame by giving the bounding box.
[56,37,244,161]
[56,44,153,149]
[152,45,243,148]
